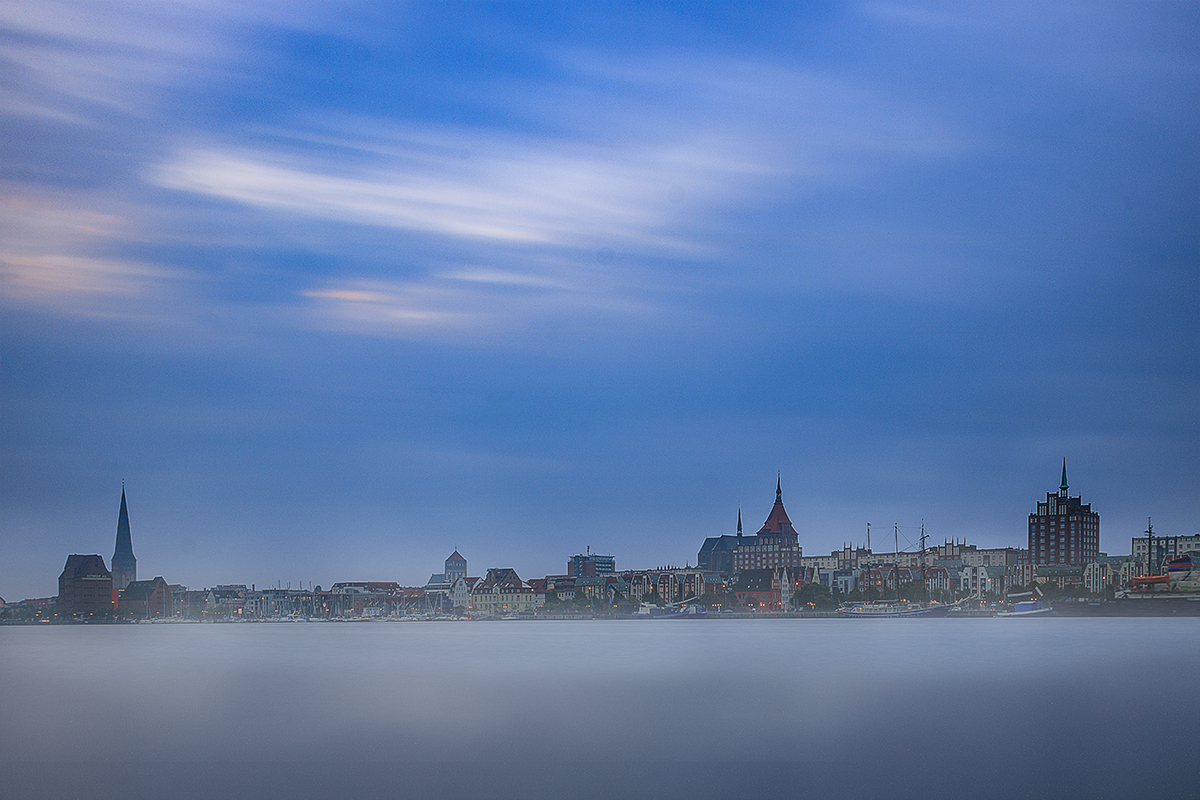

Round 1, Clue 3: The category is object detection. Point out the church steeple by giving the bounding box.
[111,483,137,592]
[1059,458,1069,498]
[759,475,794,535]
[736,507,742,537]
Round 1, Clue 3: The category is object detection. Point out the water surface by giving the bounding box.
[2,618,1196,798]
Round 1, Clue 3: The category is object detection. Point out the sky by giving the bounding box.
[1,1,1197,599]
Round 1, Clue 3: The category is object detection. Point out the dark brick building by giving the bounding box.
[1029,460,1100,566]
[118,576,174,618]
[57,554,114,617]
[697,509,743,577]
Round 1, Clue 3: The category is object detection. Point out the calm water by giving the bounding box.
[2,618,1197,799]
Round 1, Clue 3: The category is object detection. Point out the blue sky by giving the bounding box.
[2,1,1197,599]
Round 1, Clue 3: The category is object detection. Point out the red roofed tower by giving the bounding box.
[732,474,802,574]
[759,473,796,536]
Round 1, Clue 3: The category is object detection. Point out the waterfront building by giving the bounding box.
[568,550,615,578]
[960,564,1007,597]
[573,575,614,602]
[118,576,174,618]
[425,553,468,609]
[1131,528,1200,575]
[177,589,207,618]
[57,554,114,617]
[731,568,782,610]
[801,544,872,571]
[450,575,479,611]
[618,568,723,604]
[204,585,247,616]
[817,566,860,596]
[1009,563,1034,589]
[859,564,957,600]
[1029,460,1100,566]
[925,541,1024,568]
[731,476,802,574]
[323,582,407,617]
[470,568,540,615]
[111,485,137,592]
[1035,564,1084,590]
[807,541,1026,573]
[1084,557,1130,594]
[731,567,799,610]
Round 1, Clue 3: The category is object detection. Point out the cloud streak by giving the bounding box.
[148,62,965,257]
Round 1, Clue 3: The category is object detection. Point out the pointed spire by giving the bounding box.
[736,506,742,537]
[1059,458,1069,497]
[112,483,137,591]
[775,472,782,504]
[116,486,130,551]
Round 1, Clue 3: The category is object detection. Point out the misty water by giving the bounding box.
[3,618,1197,799]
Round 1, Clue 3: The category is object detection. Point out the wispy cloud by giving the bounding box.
[296,258,656,339]
[3,1,972,337]
[2,253,169,298]
[442,268,569,289]
[0,0,330,120]
[0,189,194,323]
[149,60,965,256]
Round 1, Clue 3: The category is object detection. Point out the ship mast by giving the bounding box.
[894,523,900,603]
[866,522,872,602]
[1145,517,1153,576]
[919,522,927,603]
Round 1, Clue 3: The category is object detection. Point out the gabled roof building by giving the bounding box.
[118,576,174,618]
[470,568,541,615]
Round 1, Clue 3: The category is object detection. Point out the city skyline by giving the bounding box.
[3,464,1173,601]
[2,2,1198,601]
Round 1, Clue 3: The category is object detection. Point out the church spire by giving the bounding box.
[112,484,137,591]
[736,506,742,537]
[776,472,782,504]
[1059,458,1069,498]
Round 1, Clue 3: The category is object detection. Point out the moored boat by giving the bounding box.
[997,599,1051,616]
[636,602,707,619]
[839,523,949,618]
[838,601,949,618]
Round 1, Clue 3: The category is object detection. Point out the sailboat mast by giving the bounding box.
[866,522,872,602]
[1146,517,1155,576]
[920,522,927,603]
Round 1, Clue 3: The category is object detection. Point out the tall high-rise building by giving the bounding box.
[1028,460,1100,566]
[111,485,137,592]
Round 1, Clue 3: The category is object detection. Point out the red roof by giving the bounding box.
[758,501,793,534]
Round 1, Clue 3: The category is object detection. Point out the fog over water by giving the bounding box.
[3,619,1197,799]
